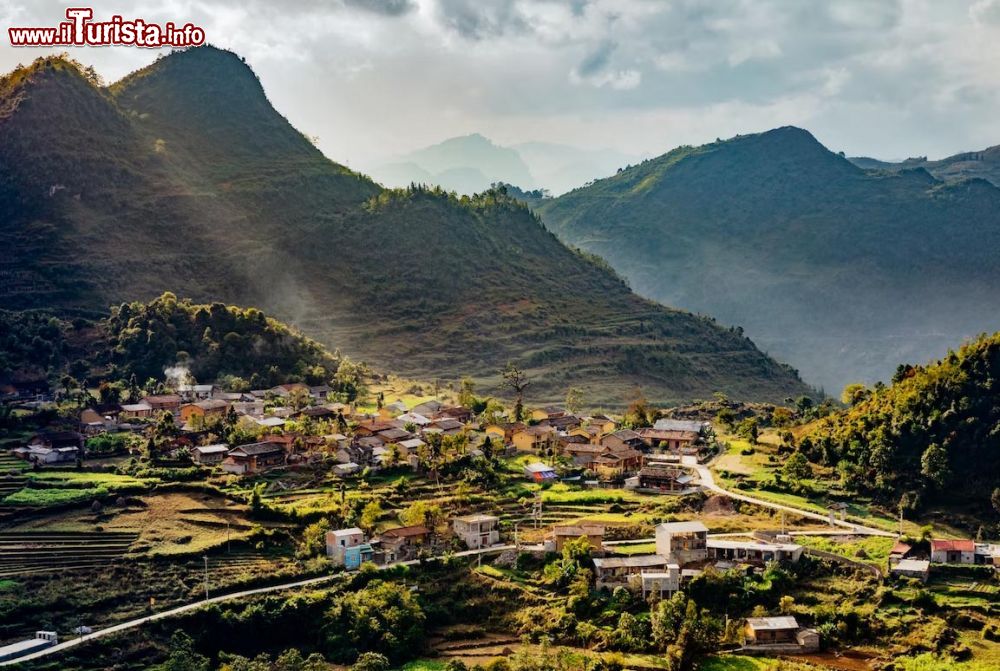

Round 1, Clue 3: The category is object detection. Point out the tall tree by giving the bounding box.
[500,362,530,421]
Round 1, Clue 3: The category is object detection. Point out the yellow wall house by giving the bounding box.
[513,426,555,452]
[179,399,230,424]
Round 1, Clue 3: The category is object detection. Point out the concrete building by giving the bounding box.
[592,555,672,590]
[891,559,931,582]
[743,617,819,654]
[641,566,681,599]
[655,521,708,565]
[706,539,804,565]
[931,539,976,565]
[452,514,501,549]
[326,528,367,567]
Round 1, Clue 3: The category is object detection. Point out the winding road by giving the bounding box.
[684,457,895,537]
[0,545,515,666]
[3,455,895,666]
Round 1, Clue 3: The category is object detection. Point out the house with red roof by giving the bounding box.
[930,539,975,565]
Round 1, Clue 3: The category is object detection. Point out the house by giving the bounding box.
[411,400,445,417]
[653,419,709,434]
[530,406,566,421]
[220,442,286,475]
[549,524,605,553]
[80,408,116,434]
[452,514,501,549]
[706,539,803,565]
[974,543,1000,567]
[334,462,362,477]
[192,444,230,465]
[743,617,819,653]
[513,425,556,452]
[600,429,643,452]
[354,420,399,437]
[484,422,525,444]
[398,437,426,454]
[19,431,83,464]
[142,394,182,413]
[119,402,153,418]
[889,541,914,564]
[398,412,432,427]
[438,405,474,423]
[179,399,230,424]
[590,449,643,480]
[309,385,333,401]
[326,528,374,568]
[891,559,931,582]
[297,406,336,420]
[378,427,413,444]
[637,463,694,492]
[524,462,557,482]
[539,414,581,431]
[636,428,701,452]
[587,415,618,435]
[655,521,709,565]
[178,384,215,401]
[427,418,464,434]
[641,567,681,599]
[380,525,431,561]
[269,383,310,398]
[930,539,976,565]
[592,555,672,590]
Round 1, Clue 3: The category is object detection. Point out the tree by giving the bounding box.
[920,443,951,489]
[351,653,390,671]
[500,362,530,421]
[840,383,868,406]
[782,452,812,481]
[565,387,583,414]
[325,580,426,663]
[399,500,442,528]
[298,519,331,558]
[992,488,1000,516]
[458,377,476,408]
[154,630,209,671]
[736,418,759,444]
[359,500,383,535]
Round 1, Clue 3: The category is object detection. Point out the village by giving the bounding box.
[1,377,999,668]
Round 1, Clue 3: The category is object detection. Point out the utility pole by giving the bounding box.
[203,555,209,600]
[226,521,231,554]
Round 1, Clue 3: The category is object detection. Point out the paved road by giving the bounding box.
[684,458,894,538]
[1,545,515,666]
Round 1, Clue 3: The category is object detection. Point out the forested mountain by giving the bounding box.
[850,143,1000,188]
[0,48,809,405]
[803,332,1000,519]
[536,126,1000,392]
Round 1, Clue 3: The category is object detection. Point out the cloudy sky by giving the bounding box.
[2,0,1000,171]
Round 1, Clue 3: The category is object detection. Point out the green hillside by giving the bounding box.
[1,294,340,389]
[803,332,1000,519]
[850,143,1000,187]
[537,126,1000,393]
[0,48,810,406]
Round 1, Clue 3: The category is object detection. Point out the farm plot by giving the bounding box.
[0,530,138,577]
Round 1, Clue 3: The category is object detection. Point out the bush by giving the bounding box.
[352,652,390,671]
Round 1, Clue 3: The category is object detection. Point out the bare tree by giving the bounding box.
[500,362,530,421]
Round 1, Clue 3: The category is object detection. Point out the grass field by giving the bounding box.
[3,486,109,506]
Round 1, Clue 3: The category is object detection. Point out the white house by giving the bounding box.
[655,521,708,565]
[452,514,500,549]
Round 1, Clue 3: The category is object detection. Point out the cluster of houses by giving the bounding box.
[889,537,1000,582]
[15,379,717,486]
[325,513,503,568]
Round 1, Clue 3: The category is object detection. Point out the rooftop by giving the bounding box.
[746,616,800,631]
[593,555,670,569]
[657,521,708,534]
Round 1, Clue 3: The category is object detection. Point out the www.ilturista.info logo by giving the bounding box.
[8,8,206,47]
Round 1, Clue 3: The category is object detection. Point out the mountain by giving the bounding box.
[370,133,535,194]
[803,332,1000,519]
[850,144,1000,187]
[0,48,809,406]
[512,141,643,195]
[536,126,1000,393]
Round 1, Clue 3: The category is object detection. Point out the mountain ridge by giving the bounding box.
[536,126,1000,393]
[0,47,810,406]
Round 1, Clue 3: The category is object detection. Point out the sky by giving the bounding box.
[2,0,1000,172]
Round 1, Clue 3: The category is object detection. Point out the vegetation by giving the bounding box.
[0,48,808,406]
[804,332,1000,519]
[536,126,1000,393]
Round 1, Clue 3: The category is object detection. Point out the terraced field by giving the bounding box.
[0,530,138,578]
